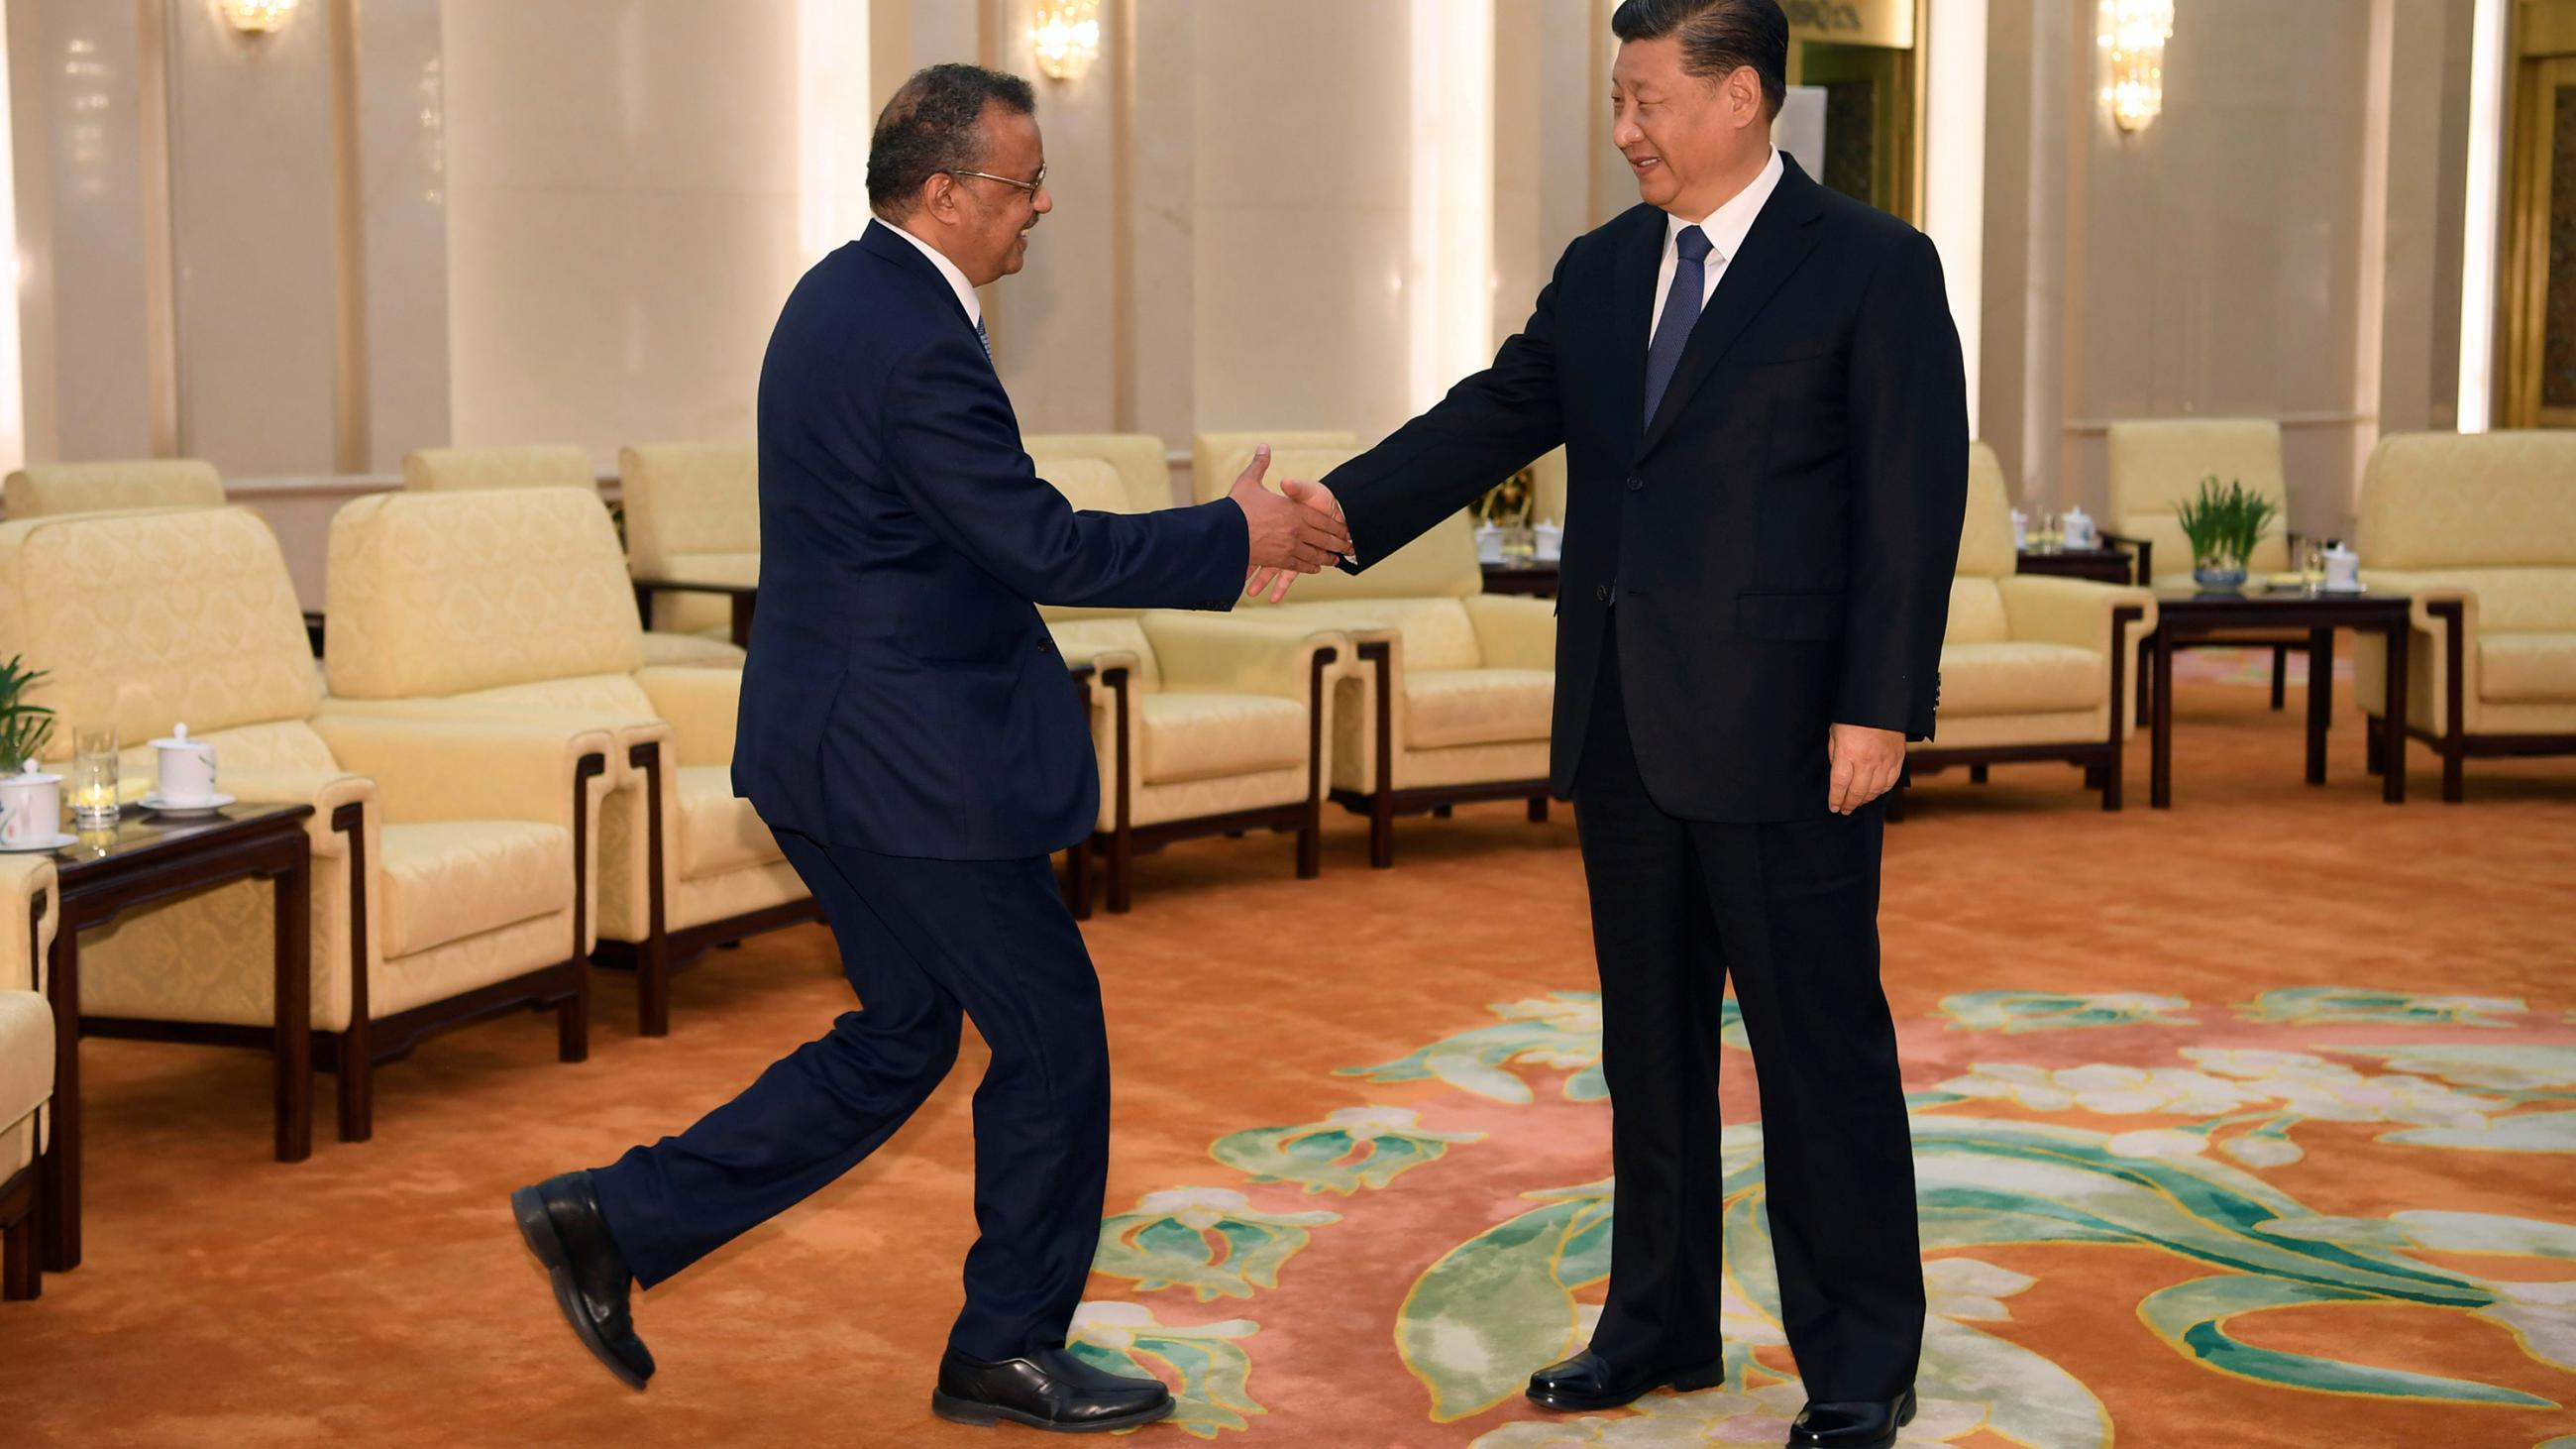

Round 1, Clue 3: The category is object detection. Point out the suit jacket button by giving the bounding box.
[1595,584,1609,603]
[1626,475,1645,492]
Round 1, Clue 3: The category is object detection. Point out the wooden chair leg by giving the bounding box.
[559,966,590,1062]
[638,934,673,1038]
[2443,737,2465,804]
[2270,644,2289,710]
[1062,839,1094,920]
[1369,789,1395,869]
[2365,727,2385,775]
[337,1021,376,1144]
[2,1191,37,1301]
[1969,764,1989,785]
[1528,797,1549,824]
[1107,824,1134,915]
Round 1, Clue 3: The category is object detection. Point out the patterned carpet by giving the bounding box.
[3,663,2571,1447]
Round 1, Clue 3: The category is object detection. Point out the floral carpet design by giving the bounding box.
[1070,987,2576,1445]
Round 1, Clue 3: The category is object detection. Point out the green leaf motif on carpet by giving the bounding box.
[1068,1301,1262,1439]
[1340,992,1749,1108]
[1397,1180,1616,1421]
[2236,987,2525,1029]
[1941,990,2197,1033]
[1093,1188,1341,1301]
[1211,1106,1483,1195]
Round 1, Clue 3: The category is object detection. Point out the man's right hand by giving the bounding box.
[1228,444,1351,604]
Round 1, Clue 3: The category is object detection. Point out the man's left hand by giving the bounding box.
[1826,723,1905,815]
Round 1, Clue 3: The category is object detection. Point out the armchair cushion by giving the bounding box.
[1270,596,1483,670]
[634,664,744,767]
[326,489,646,699]
[378,822,573,959]
[1027,433,1173,513]
[1406,668,1554,749]
[678,766,782,877]
[641,631,748,666]
[1936,641,2105,718]
[0,991,51,1161]
[0,506,319,752]
[402,444,592,493]
[2481,633,2576,704]
[1138,694,1308,784]
[2359,431,2576,571]
[1460,594,1555,671]
[4,458,224,517]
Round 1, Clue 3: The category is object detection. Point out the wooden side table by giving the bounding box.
[2016,547,2134,586]
[1480,561,1560,598]
[39,803,314,1272]
[633,578,757,647]
[2144,588,2412,808]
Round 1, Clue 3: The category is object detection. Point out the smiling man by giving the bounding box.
[1287,3,1967,1446]
[507,62,1346,1435]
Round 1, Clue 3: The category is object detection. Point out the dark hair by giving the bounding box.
[867,63,1037,219]
[1610,0,1788,118]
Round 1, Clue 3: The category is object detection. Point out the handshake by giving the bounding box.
[1227,443,1350,604]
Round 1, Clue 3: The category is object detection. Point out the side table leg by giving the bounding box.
[2151,628,2176,809]
[273,835,313,1163]
[40,926,79,1272]
[2383,621,2409,806]
[2305,626,2332,785]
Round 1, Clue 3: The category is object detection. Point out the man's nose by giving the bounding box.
[1612,116,1642,150]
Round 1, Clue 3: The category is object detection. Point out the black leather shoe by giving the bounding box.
[930,1346,1174,1433]
[1526,1348,1727,1412]
[510,1170,654,1390]
[1788,1388,1916,1448]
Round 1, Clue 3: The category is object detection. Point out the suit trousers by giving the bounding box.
[589,828,1112,1361]
[1574,624,1924,1399]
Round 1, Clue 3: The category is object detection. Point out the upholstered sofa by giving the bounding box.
[619,442,758,642]
[401,445,743,668]
[2352,431,2576,801]
[1906,444,2156,811]
[2,855,54,1299]
[2105,418,2304,712]
[3,459,227,519]
[1198,444,1556,866]
[0,506,614,1160]
[1026,436,1348,914]
[322,488,813,1034]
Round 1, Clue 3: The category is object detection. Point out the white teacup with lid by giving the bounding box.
[153,723,219,806]
[2321,543,2362,593]
[0,760,62,849]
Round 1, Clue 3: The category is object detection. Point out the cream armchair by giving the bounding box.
[2,855,55,1300]
[3,459,226,518]
[2352,431,2576,802]
[0,506,613,1152]
[2106,418,2303,711]
[322,487,813,1035]
[1024,436,1349,914]
[1192,431,1355,502]
[1905,444,2155,813]
[402,444,744,668]
[1207,445,1554,867]
[620,442,758,642]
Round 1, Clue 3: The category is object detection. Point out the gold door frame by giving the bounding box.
[1781,0,1926,224]
[2502,0,2576,426]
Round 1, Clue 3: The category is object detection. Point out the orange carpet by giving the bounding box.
[3,662,2572,1448]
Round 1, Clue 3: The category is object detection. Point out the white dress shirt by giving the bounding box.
[1648,148,1784,346]
[875,218,983,331]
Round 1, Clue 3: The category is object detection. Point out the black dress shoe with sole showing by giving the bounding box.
[1526,1348,1728,1412]
[931,1347,1174,1433]
[510,1170,655,1390]
[1788,1388,1917,1448]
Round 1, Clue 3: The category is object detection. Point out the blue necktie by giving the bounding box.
[976,317,993,362]
[1642,224,1713,427]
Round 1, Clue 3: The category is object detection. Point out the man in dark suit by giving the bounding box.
[1294,4,1965,1445]
[508,64,1347,1435]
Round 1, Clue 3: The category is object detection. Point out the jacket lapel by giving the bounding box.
[1637,155,1828,459]
[857,221,978,334]
[1605,206,1665,462]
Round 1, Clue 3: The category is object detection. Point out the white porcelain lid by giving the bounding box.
[149,722,213,752]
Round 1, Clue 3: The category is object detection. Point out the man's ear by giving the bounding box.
[920,174,955,224]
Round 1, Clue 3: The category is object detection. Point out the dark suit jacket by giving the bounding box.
[735,222,1247,859]
[1325,156,1968,822]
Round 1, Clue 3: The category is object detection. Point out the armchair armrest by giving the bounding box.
[633,664,744,768]
[2357,570,2476,633]
[0,855,55,996]
[1137,613,1347,700]
[2099,531,2153,585]
[1461,594,1556,670]
[222,767,377,862]
[310,714,615,830]
[312,695,668,791]
[1994,575,2159,652]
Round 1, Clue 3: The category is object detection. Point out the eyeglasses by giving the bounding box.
[944,163,1048,197]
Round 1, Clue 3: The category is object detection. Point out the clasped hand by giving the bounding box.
[1228,444,1349,604]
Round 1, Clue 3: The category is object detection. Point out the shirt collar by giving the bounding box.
[1665,147,1784,264]
[873,218,982,329]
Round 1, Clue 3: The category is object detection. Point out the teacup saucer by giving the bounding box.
[141,792,236,816]
[0,832,77,853]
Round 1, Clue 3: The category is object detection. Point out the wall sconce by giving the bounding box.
[2098,0,2172,134]
[214,0,299,36]
[1031,0,1102,82]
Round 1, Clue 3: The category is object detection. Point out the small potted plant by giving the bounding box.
[2175,475,2280,590]
[0,654,53,769]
